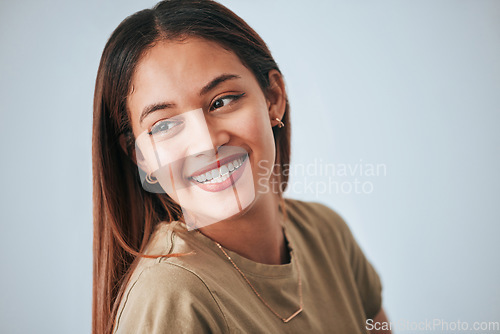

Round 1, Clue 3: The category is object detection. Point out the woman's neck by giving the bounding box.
[197,192,289,265]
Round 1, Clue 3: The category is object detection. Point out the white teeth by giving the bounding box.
[191,155,247,184]
[209,173,230,184]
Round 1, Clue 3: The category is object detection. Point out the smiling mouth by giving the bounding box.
[188,154,248,184]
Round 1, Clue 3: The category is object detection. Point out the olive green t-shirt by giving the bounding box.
[113,198,383,333]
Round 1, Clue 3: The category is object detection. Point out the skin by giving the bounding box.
[127,37,289,265]
[124,37,391,330]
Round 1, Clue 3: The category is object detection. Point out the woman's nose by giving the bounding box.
[184,109,229,159]
[206,122,230,157]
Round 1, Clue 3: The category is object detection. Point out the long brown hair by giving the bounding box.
[92,0,292,333]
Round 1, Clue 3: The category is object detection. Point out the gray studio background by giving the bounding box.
[1,0,499,333]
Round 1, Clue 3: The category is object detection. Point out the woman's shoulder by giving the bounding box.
[122,260,212,298]
[114,261,228,333]
[285,198,383,319]
[284,197,352,238]
[114,224,229,333]
[121,259,218,303]
[127,220,219,284]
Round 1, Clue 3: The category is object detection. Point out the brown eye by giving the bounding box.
[212,98,227,109]
[209,93,245,111]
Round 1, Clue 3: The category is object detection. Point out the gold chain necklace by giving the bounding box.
[195,229,303,323]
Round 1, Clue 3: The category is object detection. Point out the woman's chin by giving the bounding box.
[183,202,251,229]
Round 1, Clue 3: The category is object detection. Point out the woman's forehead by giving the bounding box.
[132,37,247,87]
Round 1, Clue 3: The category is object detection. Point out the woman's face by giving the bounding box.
[127,37,283,229]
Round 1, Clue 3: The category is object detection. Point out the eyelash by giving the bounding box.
[148,118,183,136]
[209,92,245,111]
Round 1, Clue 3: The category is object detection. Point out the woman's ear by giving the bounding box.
[266,69,287,123]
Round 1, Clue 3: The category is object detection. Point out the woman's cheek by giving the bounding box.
[241,113,276,183]
[237,104,269,141]
[234,107,259,135]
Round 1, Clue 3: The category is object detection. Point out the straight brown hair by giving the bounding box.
[92,1,292,333]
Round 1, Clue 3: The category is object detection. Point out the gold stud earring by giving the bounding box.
[274,118,285,128]
[145,172,158,184]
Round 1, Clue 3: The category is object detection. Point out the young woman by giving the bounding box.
[92,1,390,333]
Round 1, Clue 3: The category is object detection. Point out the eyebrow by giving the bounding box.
[139,73,241,124]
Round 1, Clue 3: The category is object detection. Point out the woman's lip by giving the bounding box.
[189,154,248,193]
[188,152,248,179]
